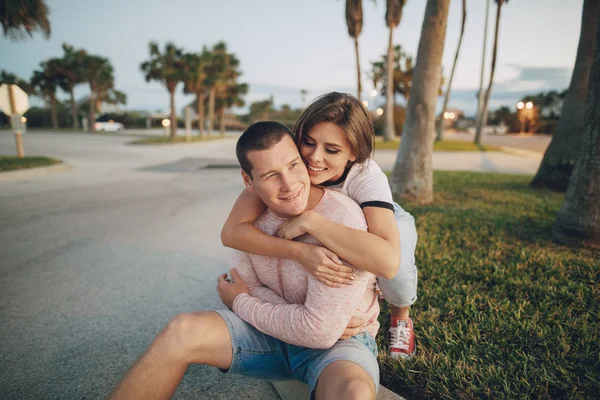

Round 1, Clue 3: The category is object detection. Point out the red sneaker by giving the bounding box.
[388,317,416,359]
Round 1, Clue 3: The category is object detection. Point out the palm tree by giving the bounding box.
[383,0,407,141]
[390,0,451,203]
[216,82,248,136]
[474,0,509,145]
[554,13,600,248]
[371,45,414,106]
[183,49,211,137]
[82,54,113,132]
[346,0,363,100]
[0,0,50,40]
[531,0,600,191]
[474,0,491,140]
[55,44,86,129]
[0,70,32,93]
[300,89,308,106]
[205,42,242,136]
[436,0,466,142]
[30,62,61,130]
[140,42,185,139]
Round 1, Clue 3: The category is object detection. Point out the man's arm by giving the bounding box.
[230,251,289,305]
[233,268,372,349]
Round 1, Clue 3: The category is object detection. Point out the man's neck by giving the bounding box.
[306,185,325,211]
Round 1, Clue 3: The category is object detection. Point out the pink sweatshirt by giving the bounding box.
[232,188,380,349]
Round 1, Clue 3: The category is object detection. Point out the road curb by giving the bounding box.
[0,163,72,181]
[498,146,543,159]
[271,380,405,400]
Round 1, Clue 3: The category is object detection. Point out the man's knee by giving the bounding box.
[338,378,375,400]
[159,312,213,361]
[315,361,376,400]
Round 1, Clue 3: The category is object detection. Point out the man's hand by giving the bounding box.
[217,268,249,310]
[296,244,356,287]
[339,316,365,340]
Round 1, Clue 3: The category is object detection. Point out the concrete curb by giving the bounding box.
[0,163,72,181]
[498,146,543,159]
[271,380,405,400]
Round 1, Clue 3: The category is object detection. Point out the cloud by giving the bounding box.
[493,65,571,92]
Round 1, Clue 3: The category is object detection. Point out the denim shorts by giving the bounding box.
[214,309,380,398]
[376,202,419,307]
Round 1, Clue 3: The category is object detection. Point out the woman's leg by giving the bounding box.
[378,203,419,359]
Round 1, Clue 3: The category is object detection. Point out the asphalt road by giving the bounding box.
[0,131,280,399]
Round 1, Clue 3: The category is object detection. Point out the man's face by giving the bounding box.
[243,135,311,218]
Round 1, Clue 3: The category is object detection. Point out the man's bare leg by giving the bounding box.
[110,311,233,400]
[313,360,376,400]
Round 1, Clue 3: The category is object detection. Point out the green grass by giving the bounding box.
[0,156,62,171]
[375,139,503,152]
[377,171,599,399]
[129,135,224,145]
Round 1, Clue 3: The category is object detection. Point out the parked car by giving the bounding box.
[466,124,508,135]
[94,120,124,132]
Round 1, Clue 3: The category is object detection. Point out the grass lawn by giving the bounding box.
[0,156,62,172]
[375,138,503,152]
[129,135,225,145]
[377,171,599,399]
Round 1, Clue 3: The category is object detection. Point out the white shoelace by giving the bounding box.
[389,324,411,350]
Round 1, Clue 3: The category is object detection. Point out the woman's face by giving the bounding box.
[299,122,356,185]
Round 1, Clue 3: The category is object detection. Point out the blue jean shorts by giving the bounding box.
[214,309,380,397]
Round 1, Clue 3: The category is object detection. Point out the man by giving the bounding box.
[110,122,380,400]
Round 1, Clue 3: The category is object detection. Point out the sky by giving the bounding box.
[0,0,584,117]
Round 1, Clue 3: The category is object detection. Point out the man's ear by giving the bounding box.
[241,170,254,191]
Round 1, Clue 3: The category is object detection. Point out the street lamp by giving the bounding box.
[362,100,369,108]
[162,118,171,136]
[517,101,524,110]
[370,89,378,98]
[376,108,384,116]
[526,101,533,109]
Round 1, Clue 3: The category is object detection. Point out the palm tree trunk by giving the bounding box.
[89,86,96,132]
[390,0,450,203]
[208,88,216,135]
[354,36,362,101]
[197,91,205,137]
[50,96,59,131]
[169,88,177,139]
[219,108,226,137]
[70,88,79,129]
[474,0,503,145]
[531,0,600,191]
[436,0,466,142]
[474,0,490,138]
[554,14,600,248]
[384,26,396,141]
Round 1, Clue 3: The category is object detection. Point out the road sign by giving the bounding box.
[0,84,30,115]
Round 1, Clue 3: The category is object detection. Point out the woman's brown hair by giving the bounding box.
[293,92,375,164]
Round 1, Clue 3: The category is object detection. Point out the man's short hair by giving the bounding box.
[236,121,295,179]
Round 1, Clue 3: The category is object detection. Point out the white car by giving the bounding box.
[95,120,124,132]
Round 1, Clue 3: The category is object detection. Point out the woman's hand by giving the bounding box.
[274,211,316,240]
[296,244,356,287]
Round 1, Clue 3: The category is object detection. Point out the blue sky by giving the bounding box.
[0,0,583,116]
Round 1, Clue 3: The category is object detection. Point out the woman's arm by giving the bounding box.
[221,189,355,285]
[276,207,400,279]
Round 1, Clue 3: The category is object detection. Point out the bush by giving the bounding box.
[373,105,406,137]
